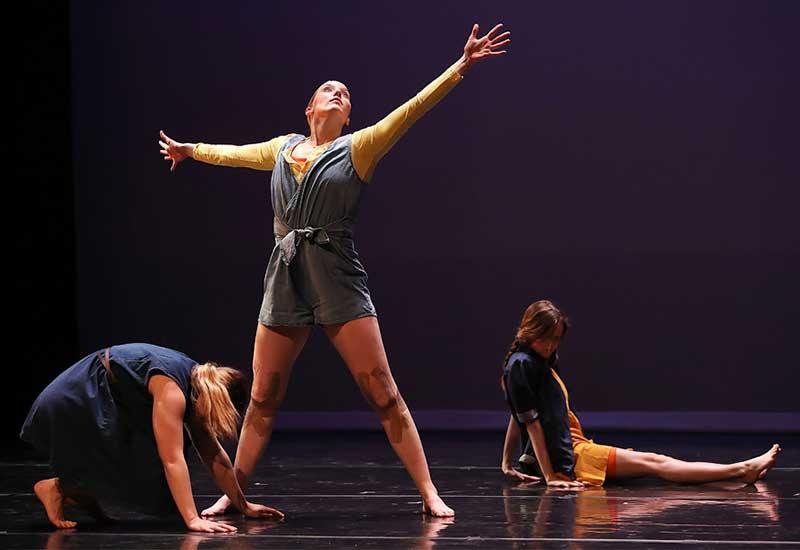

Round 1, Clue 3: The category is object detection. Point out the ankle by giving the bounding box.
[420,484,439,501]
[736,461,750,477]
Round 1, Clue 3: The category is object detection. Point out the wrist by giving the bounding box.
[454,54,473,76]
[184,512,200,526]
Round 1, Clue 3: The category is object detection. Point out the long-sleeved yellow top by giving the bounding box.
[192,64,462,183]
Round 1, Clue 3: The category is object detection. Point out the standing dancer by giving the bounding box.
[500,300,781,488]
[159,24,510,516]
[21,343,283,531]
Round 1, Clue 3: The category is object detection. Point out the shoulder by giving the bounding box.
[147,372,187,407]
[275,134,304,151]
[350,127,369,148]
[332,133,353,147]
[506,349,542,372]
[505,350,548,387]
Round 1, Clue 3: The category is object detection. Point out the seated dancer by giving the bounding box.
[21,343,284,531]
[500,300,781,488]
[158,23,511,517]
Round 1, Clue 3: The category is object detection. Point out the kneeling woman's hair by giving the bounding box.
[191,364,246,440]
[502,299,571,370]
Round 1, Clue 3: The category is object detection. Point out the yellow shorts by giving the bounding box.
[573,440,616,486]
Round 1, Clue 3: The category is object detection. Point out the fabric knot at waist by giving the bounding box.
[274,216,353,266]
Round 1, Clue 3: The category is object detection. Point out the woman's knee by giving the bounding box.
[357,367,405,416]
[250,372,287,414]
[356,367,411,444]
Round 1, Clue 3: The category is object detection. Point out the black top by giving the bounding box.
[502,345,575,479]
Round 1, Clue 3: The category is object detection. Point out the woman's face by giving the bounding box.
[530,321,564,360]
[306,81,351,126]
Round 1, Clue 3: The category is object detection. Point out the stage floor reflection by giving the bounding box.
[1,431,798,548]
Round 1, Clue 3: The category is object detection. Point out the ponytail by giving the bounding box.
[191,363,244,441]
[499,337,524,389]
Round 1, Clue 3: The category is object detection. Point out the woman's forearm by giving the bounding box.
[526,421,556,481]
[162,459,202,526]
[204,446,249,513]
[502,416,520,468]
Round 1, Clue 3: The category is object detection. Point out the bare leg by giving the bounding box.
[34,478,77,529]
[323,316,454,517]
[202,323,311,516]
[612,444,781,484]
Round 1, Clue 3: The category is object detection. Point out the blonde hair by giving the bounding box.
[191,363,244,441]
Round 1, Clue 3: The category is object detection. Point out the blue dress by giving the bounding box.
[20,343,196,514]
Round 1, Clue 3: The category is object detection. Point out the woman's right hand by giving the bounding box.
[159,130,193,172]
[502,464,541,483]
[546,478,585,490]
[186,516,237,533]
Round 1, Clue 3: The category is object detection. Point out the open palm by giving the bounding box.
[463,23,511,64]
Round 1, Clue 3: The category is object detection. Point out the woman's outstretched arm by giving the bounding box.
[187,419,284,521]
[159,130,290,172]
[351,23,511,182]
[150,375,238,533]
[501,415,541,482]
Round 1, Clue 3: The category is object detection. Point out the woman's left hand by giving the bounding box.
[502,464,542,483]
[158,130,193,172]
[243,501,285,521]
[460,23,511,73]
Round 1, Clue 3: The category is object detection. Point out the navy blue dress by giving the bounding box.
[20,343,196,514]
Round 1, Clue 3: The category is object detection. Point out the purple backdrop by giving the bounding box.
[70,1,799,417]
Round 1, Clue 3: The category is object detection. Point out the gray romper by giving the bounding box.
[193,64,462,327]
[261,134,376,326]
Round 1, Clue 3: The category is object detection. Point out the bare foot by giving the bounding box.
[34,479,77,529]
[422,494,455,517]
[741,444,781,484]
[201,495,232,517]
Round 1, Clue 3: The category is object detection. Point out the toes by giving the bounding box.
[56,520,77,529]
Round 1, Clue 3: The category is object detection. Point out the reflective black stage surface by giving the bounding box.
[1,431,798,548]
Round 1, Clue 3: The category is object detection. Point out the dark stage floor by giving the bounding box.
[1,431,798,548]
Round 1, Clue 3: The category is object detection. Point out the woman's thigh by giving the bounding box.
[322,316,389,373]
[611,448,664,479]
[322,316,398,403]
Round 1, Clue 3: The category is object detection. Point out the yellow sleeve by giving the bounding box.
[192,135,292,171]
[351,65,462,182]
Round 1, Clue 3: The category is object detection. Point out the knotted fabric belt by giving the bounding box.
[273,217,352,266]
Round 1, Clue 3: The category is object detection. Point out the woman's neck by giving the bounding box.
[308,115,344,146]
